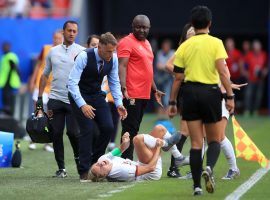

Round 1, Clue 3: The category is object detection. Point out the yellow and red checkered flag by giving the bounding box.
[232,116,269,168]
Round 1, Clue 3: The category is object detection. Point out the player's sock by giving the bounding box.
[163,131,171,139]
[170,144,183,158]
[162,131,182,157]
[190,149,202,188]
[206,141,220,170]
[221,137,238,170]
[143,134,158,148]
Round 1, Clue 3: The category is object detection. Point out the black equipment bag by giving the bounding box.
[26,110,53,143]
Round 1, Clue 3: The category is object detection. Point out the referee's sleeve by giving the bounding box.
[173,47,185,73]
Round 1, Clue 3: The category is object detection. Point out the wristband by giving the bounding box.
[169,101,177,106]
[111,148,122,157]
[226,94,235,100]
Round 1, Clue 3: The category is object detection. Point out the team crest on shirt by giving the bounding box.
[139,45,143,50]
[129,99,136,105]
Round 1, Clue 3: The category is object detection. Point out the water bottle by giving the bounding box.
[11,141,22,168]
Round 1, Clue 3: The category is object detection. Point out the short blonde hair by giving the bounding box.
[88,168,106,182]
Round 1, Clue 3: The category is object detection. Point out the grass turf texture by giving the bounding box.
[0,114,269,200]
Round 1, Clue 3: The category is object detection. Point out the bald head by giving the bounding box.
[132,15,150,26]
[132,15,151,41]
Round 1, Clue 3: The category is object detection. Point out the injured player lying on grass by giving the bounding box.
[88,125,188,182]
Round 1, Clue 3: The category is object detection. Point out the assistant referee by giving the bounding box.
[168,6,234,195]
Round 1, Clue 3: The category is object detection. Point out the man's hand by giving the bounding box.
[117,105,127,120]
[231,82,248,90]
[121,87,130,99]
[168,105,177,118]
[154,90,165,107]
[155,138,163,148]
[36,96,43,110]
[120,132,130,153]
[81,104,96,119]
[226,99,235,115]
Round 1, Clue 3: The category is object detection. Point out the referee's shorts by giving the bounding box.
[182,81,222,123]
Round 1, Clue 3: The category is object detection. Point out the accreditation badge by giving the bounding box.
[129,99,136,106]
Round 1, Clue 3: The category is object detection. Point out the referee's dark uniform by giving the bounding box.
[169,6,234,195]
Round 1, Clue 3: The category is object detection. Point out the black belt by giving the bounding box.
[185,81,218,87]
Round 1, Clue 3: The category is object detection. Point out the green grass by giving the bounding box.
[0,114,269,200]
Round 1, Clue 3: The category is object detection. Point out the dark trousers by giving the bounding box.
[2,84,15,115]
[47,99,80,170]
[69,93,114,175]
[121,98,148,160]
[108,102,119,143]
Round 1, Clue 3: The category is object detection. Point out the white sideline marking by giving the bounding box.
[97,184,135,199]
[225,165,270,200]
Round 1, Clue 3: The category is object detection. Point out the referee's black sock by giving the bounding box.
[176,134,187,152]
[190,149,202,188]
[206,141,221,170]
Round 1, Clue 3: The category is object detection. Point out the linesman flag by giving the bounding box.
[232,116,269,168]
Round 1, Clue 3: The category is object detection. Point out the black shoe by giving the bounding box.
[167,167,181,178]
[53,169,67,178]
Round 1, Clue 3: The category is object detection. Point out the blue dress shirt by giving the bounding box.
[68,48,123,108]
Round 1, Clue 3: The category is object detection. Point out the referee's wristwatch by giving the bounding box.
[169,100,177,106]
[226,94,235,100]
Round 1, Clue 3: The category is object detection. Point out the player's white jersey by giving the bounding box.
[98,153,137,182]
[98,153,162,182]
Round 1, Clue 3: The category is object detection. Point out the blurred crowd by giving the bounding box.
[0,0,70,18]
[152,37,268,117]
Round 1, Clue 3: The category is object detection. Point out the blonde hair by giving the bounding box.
[88,168,106,182]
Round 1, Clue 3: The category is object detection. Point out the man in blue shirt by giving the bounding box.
[68,32,127,182]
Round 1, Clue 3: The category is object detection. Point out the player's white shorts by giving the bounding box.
[222,99,230,120]
[32,88,49,104]
[136,157,162,181]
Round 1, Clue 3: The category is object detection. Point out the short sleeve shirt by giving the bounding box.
[174,34,228,84]
[117,33,154,99]
[98,154,136,182]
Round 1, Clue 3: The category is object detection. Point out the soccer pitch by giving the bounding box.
[0,114,269,200]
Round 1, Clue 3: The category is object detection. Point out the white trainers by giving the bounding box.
[44,144,54,153]
[202,166,215,193]
[193,187,203,196]
[222,168,240,180]
[29,143,36,150]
